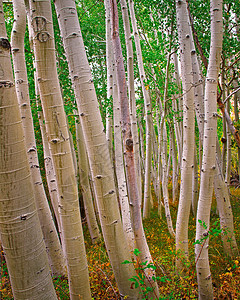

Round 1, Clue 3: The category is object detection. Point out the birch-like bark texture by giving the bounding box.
[120,0,142,200]
[105,0,135,252]
[110,0,159,297]
[0,3,57,298]
[175,0,195,271]
[128,0,153,219]
[54,1,140,298]
[11,0,65,277]
[38,107,62,235]
[76,120,101,244]
[29,1,91,298]
[195,1,223,299]
[159,53,175,238]
[214,141,238,257]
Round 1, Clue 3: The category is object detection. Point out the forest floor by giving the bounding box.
[1,186,239,299]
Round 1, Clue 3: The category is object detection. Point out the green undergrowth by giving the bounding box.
[1,186,239,299]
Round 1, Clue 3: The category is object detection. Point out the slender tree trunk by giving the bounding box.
[11,0,65,277]
[76,120,101,244]
[233,79,240,177]
[54,1,141,298]
[38,107,62,236]
[192,144,198,217]
[159,53,175,237]
[225,96,231,185]
[214,141,239,256]
[110,0,159,297]
[175,0,195,271]
[29,1,91,298]
[195,1,223,299]
[128,0,153,219]
[0,3,57,298]
[105,0,135,252]
[120,0,142,201]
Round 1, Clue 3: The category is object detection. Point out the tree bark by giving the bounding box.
[54,0,141,298]
[0,3,57,298]
[195,1,223,299]
[128,0,153,219]
[175,0,195,271]
[110,0,159,297]
[11,0,65,277]
[29,0,91,298]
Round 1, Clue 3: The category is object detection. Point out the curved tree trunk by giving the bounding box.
[29,0,91,298]
[76,120,101,244]
[120,0,142,201]
[109,0,159,297]
[175,0,195,271]
[11,0,65,277]
[195,1,223,299]
[0,3,57,298]
[54,1,141,298]
[128,0,153,219]
[105,0,135,252]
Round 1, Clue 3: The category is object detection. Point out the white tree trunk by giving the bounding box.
[120,0,142,200]
[214,141,239,256]
[0,3,57,297]
[76,120,101,244]
[54,1,141,298]
[175,0,195,271]
[11,0,65,277]
[128,0,153,219]
[105,0,135,252]
[195,1,223,299]
[110,0,159,297]
[29,0,91,298]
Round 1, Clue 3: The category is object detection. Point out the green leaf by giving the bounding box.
[121,260,133,264]
[133,248,141,256]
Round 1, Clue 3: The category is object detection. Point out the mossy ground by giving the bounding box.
[1,186,239,299]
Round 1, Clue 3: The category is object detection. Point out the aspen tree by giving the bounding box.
[109,0,159,297]
[120,0,142,199]
[11,0,65,276]
[54,0,141,298]
[75,120,101,244]
[195,1,223,299]
[105,0,135,252]
[187,3,238,257]
[0,2,57,298]
[28,0,91,298]
[159,53,175,237]
[128,0,153,219]
[214,141,239,257]
[175,0,195,271]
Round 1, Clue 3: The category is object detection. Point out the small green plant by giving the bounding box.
[194,219,225,264]
[122,249,171,300]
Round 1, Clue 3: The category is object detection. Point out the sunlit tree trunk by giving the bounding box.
[120,0,142,200]
[105,0,135,252]
[128,0,153,219]
[11,0,65,276]
[159,53,175,237]
[110,0,159,297]
[38,107,62,235]
[0,3,57,298]
[214,141,239,256]
[175,0,195,271]
[29,0,91,298]
[76,120,101,244]
[195,1,223,299]
[54,1,141,298]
